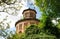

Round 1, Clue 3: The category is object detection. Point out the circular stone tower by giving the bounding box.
[15,8,40,33]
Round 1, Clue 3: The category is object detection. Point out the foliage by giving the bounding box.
[35,0,60,18]
[35,0,60,39]
[57,19,60,29]
[24,25,56,39]
[43,17,60,38]
[0,0,23,15]
[7,33,24,39]
[0,0,23,38]
[0,0,16,5]
[0,16,10,38]
[25,25,41,35]
[7,25,56,39]
[7,32,26,39]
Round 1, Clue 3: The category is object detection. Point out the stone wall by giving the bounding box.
[16,20,39,33]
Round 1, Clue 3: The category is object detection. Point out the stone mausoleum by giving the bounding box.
[15,8,40,34]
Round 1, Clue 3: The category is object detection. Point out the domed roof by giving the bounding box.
[22,8,37,14]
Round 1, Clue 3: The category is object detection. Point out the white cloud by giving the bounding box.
[0,0,41,32]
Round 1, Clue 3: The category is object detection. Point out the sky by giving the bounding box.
[0,0,41,33]
[9,0,41,32]
[0,0,41,39]
[9,0,41,31]
[0,0,58,39]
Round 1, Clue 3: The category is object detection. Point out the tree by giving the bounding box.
[0,16,10,38]
[35,0,60,39]
[0,0,23,15]
[0,0,23,38]
[7,25,41,39]
[25,25,56,39]
[35,0,60,18]
[35,0,60,27]
[7,33,24,39]
[25,25,41,36]
[7,25,56,39]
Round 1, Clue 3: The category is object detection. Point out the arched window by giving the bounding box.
[19,24,22,30]
[24,22,28,29]
[30,13,34,17]
[30,12,35,18]
[25,13,30,18]
[16,26,18,30]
